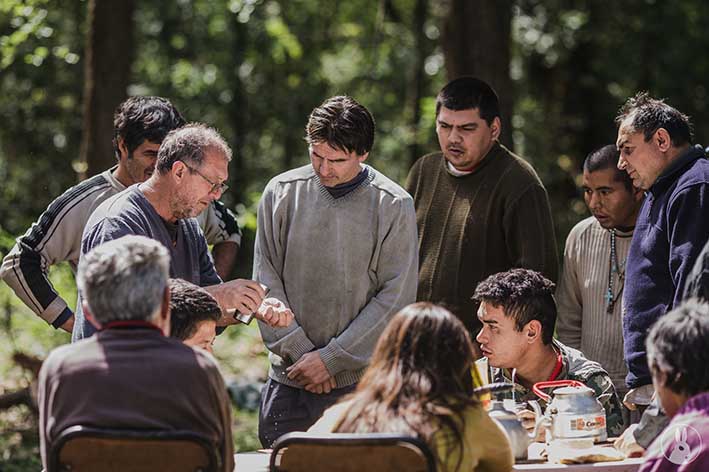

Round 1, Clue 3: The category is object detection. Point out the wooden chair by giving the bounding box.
[48,425,220,472]
[269,432,436,472]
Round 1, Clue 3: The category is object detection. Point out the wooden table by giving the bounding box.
[234,450,644,471]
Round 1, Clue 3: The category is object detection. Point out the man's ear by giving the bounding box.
[357,151,369,164]
[654,128,672,152]
[83,301,102,330]
[158,286,171,336]
[490,117,502,141]
[171,160,187,182]
[117,137,129,161]
[525,320,543,344]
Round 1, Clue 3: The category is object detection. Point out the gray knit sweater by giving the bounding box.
[254,164,419,388]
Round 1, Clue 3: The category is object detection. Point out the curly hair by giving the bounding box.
[472,268,556,345]
[168,278,221,341]
[112,96,185,161]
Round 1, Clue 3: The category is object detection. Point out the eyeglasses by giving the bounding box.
[180,161,229,194]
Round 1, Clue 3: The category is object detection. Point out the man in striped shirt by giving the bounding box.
[0,96,242,333]
[556,144,643,402]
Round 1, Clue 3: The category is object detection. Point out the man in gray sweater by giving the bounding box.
[254,96,419,446]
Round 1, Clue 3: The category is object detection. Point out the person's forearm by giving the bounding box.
[211,241,238,281]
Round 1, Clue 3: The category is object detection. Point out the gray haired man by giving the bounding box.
[73,123,293,341]
[38,235,235,471]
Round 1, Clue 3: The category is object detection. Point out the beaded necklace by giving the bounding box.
[605,229,626,314]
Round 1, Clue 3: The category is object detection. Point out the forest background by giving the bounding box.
[2,0,709,469]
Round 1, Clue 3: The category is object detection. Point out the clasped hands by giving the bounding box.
[286,351,337,394]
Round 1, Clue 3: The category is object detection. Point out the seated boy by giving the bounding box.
[474,268,625,438]
[169,278,221,353]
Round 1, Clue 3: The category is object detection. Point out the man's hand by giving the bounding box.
[286,351,330,386]
[304,377,337,394]
[613,424,645,458]
[517,409,545,442]
[256,297,294,327]
[207,279,265,326]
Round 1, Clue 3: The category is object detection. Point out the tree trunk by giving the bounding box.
[408,0,429,167]
[79,0,134,179]
[441,0,514,148]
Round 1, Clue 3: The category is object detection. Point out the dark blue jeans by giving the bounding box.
[258,378,356,448]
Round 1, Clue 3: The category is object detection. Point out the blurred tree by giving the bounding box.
[441,0,514,147]
[79,0,134,177]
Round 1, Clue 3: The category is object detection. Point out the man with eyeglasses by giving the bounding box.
[72,123,293,341]
[0,96,243,333]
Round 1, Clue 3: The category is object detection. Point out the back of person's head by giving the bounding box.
[334,303,476,470]
[169,278,221,341]
[615,92,693,147]
[305,95,375,156]
[113,96,186,161]
[473,268,556,345]
[155,123,232,174]
[77,235,169,325]
[583,144,634,191]
[435,77,500,125]
[646,299,709,398]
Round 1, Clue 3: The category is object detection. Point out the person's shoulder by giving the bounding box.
[41,337,99,375]
[673,154,709,195]
[43,171,114,217]
[411,151,444,171]
[566,217,602,244]
[496,144,545,185]
[266,165,316,189]
[557,339,608,380]
[367,166,413,202]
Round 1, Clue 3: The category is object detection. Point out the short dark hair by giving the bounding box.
[305,96,375,156]
[155,123,232,175]
[435,77,500,125]
[646,299,709,397]
[583,144,634,191]
[168,278,221,341]
[112,96,186,161]
[472,268,556,345]
[615,92,693,146]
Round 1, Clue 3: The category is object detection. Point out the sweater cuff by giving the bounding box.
[51,307,74,329]
[319,339,347,377]
[285,327,317,362]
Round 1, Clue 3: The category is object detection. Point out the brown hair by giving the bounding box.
[333,303,477,471]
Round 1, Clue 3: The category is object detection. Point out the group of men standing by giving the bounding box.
[2,75,708,470]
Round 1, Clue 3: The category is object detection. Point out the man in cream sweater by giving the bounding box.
[556,144,643,402]
[253,96,419,446]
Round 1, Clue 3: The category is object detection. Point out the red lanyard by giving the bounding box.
[548,350,563,381]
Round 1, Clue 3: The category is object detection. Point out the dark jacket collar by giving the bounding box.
[650,144,706,197]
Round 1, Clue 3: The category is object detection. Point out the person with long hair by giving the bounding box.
[309,302,513,472]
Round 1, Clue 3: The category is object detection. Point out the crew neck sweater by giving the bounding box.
[254,164,418,388]
[405,143,558,333]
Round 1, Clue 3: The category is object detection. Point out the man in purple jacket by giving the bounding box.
[638,300,709,471]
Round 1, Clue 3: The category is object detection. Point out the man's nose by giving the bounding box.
[475,327,486,344]
[449,127,462,143]
[588,192,601,210]
[617,155,628,170]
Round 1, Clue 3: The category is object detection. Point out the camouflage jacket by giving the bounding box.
[489,339,625,437]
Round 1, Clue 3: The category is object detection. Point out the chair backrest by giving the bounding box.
[48,425,219,472]
[269,432,436,472]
